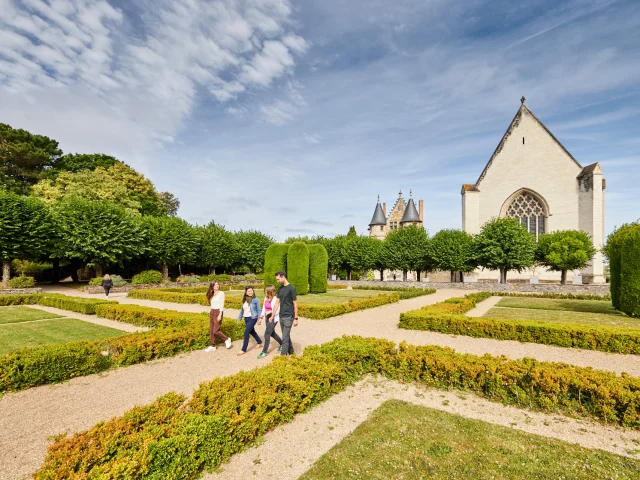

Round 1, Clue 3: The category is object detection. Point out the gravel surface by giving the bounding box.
[209,377,640,480]
[2,288,640,479]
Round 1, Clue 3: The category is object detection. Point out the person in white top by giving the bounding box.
[204,281,232,352]
[257,284,283,359]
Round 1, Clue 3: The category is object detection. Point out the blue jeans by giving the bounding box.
[242,317,262,352]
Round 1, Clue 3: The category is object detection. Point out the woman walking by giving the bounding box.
[237,286,262,356]
[205,281,232,352]
[101,274,113,298]
[257,284,282,359]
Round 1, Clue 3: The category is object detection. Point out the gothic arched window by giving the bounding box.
[504,191,547,239]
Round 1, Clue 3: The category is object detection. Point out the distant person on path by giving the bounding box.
[237,286,262,356]
[204,281,231,352]
[257,284,283,359]
[101,274,113,298]
[272,271,298,356]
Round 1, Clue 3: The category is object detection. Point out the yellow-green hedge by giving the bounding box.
[0,293,111,314]
[35,336,640,479]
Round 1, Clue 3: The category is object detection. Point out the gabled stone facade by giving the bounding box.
[368,191,424,240]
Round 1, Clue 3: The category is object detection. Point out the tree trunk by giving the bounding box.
[500,268,508,284]
[416,271,421,282]
[95,264,103,278]
[561,270,567,285]
[162,263,169,281]
[52,259,60,284]
[402,270,408,282]
[71,261,79,283]
[347,269,352,281]
[379,268,384,281]
[450,270,455,283]
[2,260,11,287]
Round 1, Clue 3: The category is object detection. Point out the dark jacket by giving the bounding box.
[102,279,113,289]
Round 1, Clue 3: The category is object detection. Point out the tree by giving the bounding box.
[198,221,236,273]
[535,230,597,285]
[159,192,180,216]
[233,230,274,273]
[344,235,380,280]
[429,229,476,282]
[382,225,430,281]
[347,226,357,237]
[54,198,146,278]
[369,237,386,281]
[0,123,62,194]
[142,216,198,281]
[325,235,347,277]
[50,153,119,176]
[474,217,536,284]
[0,191,55,285]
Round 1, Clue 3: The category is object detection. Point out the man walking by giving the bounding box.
[272,271,298,355]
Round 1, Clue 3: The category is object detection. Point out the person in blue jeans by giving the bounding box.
[237,286,262,356]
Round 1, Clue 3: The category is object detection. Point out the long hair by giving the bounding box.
[104,274,111,280]
[205,281,220,302]
[242,285,255,306]
[264,284,276,301]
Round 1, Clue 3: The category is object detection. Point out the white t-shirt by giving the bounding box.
[210,291,225,311]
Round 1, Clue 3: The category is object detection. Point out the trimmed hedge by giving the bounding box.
[498,292,611,301]
[35,336,640,479]
[327,284,348,290]
[8,276,35,288]
[263,244,289,289]
[620,226,640,317]
[399,293,640,354]
[0,293,111,314]
[287,242,309,295]
[308,244,328,294]
[132,270,163,285]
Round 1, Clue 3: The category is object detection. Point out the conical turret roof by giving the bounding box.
[369,197,386,226]
[401,193,421,224]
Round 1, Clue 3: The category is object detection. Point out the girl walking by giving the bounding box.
[101,274,113,298]
[237,286,262,356]
[257,284,283,359]
[205,281,232,352]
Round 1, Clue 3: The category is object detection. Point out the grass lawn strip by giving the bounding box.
[301,398,640,480]
[0,306,61,324]
[209,378,640,480]
[0,318,123,356]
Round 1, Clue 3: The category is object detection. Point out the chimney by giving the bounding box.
[419,200,424,222]
[383,203,387,216]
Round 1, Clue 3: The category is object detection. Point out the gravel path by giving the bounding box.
[209,377,640,480]
[466,295,501,317]
[2,288,640,479]
[27,305,149,333]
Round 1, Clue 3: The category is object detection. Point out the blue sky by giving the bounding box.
[1,0,638,241]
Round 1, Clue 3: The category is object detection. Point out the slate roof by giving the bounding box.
[369,201,387,226]
[578,162,601,177]
[400,197,421,223]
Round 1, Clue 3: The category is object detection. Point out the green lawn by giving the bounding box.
[485,297,640,328]
[225,289,392,305]
[0,306,61,325]
[301,400,640,480]
[0,318,123,356]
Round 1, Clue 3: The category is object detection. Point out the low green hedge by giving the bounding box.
[128,289,210,306]
[498,292,611,301]
[131,270,163,285]
[399,293,640,354]
[8,276,35,288]
[0,293,111,314]
[327,284,348,290]
[35,336,640,479]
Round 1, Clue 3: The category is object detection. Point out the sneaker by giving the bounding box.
[277,346,282,352]
[257,352,267,359]
[204,346,216,352]
[225,338,232,349]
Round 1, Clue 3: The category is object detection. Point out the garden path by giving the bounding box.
[466,295,501,316]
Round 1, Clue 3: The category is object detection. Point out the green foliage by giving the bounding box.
[498,291,610,301]
[54,197,146,269]
[474,217,536,283]
[286,242,310,295]
[142,216,198,277]
[49,153,119,176]
[0,122,62,194]
[7,276,35,288]
[232,230,274,272]
[159,191,180,216]
[382,225,431,274]
[198,221,235,271]
[536,230,596,284]
[606,223,639,310]
[429,229,476,278]
[366,270,375,281]
[263,244,289,288]
[325,235,347,272]
[0,293,111,314]
[132,270,163,285]
[620,225,640,317]
[88,275,127,287]
[308,244,329,293]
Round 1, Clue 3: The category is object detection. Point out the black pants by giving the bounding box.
[103,287,111,297]
[262,313,282,353]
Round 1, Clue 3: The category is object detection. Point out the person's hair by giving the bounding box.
[242,285,255,306]
[265,284,276,300]
[205,281,221,302]
[275,271,287,279]
[104,274,111,280]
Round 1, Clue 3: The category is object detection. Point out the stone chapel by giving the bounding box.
[461,97,606,284]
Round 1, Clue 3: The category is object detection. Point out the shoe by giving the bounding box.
[257,352,267,359]
[225,338,232,349]
[255,343,263,350]
[204,346,216,352]
[277,346,282,352]
[237,351,246,356]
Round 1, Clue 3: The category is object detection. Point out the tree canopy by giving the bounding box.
[429,229,476,281]
[49,153,119,176]
[382,225,431,280]
[142,216,198,280]
[233,230,274,273]
[198,222,236,272]
[536,230,596,284]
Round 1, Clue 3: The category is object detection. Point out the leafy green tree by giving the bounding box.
[345,235,380,280]
[0,123,62,194]
[536,230,597,285]
[347,226,357,237]
[159,191,180,216]
[54,198,146,278]
[382,225,430,281]
[429,229,476,282]
[50,153,119,175]
[233,230,274,273]
[0,191,55,285]
[198,222,236,273]
[474,217,536,284]
[325,235,347,277]
[142,216,198,281]
[369,237,386,281]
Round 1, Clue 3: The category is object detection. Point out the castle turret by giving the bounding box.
[369,195,387,239]
[400,190,422,225]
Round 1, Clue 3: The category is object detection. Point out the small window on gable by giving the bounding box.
[380,226,383,231]
[523,137,525,144]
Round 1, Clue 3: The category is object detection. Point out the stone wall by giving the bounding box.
[0,288,43,295]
